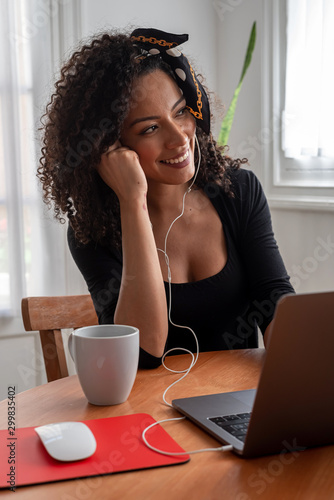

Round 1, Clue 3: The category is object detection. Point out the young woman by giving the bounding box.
[38,28,294,368]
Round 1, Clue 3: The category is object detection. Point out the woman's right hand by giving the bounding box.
[97,144,167,358]
[96,140,148,204]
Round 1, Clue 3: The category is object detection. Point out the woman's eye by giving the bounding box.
[177,106,187,116]
[141,125,157,135]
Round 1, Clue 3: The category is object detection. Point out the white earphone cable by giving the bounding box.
[142,134,233,457]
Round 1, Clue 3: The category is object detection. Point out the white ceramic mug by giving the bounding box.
[68,324,139,406]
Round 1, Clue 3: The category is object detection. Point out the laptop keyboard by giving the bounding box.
[208,412,251,442]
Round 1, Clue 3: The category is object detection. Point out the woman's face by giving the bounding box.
[120,69,196,188]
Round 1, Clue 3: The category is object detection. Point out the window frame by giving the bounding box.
[262,0,334,211]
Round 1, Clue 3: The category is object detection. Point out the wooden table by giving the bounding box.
[1,349,333,499]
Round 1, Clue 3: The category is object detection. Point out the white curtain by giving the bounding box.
[283,0,334,158]
[0,0,83,316]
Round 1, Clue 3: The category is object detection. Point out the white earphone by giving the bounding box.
[142,134,233,456]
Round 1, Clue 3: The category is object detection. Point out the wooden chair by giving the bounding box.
[21,295,98,382]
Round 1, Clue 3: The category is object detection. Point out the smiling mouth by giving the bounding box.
[160,149,190,165]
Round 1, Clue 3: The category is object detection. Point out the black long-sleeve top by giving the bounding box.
[67,168,294,368]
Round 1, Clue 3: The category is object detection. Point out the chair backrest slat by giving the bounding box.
[21,295,98,382]
[22,295,98,331]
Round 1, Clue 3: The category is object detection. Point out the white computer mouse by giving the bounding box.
[35,422,97,462]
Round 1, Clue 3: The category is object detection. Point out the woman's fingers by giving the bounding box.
[105,139,124,154]
[97,143,147,202]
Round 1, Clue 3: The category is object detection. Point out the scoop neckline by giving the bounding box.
[163,195,232,286]
[164,254,231,286]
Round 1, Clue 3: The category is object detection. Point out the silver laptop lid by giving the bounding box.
[242,291,334,457]
[173,292,334,457]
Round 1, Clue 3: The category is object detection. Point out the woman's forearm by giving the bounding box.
[114,197,168,357]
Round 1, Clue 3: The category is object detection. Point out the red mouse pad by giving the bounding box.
[0,413,190,488]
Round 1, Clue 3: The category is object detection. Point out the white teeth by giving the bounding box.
[163,150,189,164]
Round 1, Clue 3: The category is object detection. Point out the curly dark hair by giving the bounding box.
[38,29,247,250]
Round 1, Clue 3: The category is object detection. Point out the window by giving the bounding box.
[0,0,82,316]
[262,0,334,208]
[0,1,33,315]
[283,0,334,160]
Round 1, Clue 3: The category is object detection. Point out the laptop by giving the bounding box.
[172,292,334,458]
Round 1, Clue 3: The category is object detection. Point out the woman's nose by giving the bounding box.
[164,122,188,149]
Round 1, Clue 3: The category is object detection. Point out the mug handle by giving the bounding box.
[68,333,75,361]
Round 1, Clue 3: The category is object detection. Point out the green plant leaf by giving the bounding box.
[218,21,257,147]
